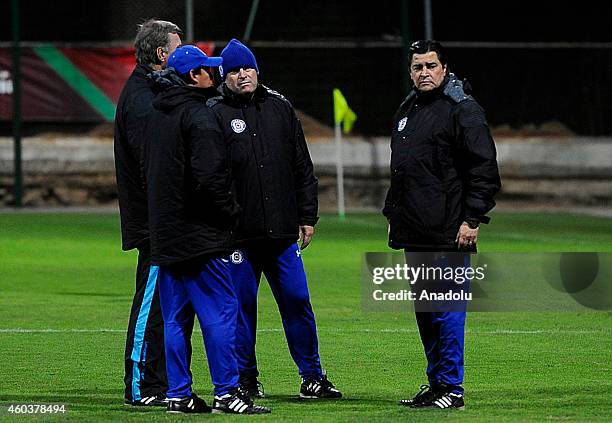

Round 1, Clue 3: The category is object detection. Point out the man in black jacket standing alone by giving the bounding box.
[209,39,342,400]
[383,40,501,410]
[143,45,269,414]
[114,19,181,407]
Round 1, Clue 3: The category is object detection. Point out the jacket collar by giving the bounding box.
[414,75,450,103]
[153,85,219,112]
[134,63,154,77]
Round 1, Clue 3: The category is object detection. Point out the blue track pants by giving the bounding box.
[158,257,239,397]
[230,241,322,379]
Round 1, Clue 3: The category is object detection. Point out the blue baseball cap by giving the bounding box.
[168,45,223,75]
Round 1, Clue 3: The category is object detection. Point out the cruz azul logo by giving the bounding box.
[397,117,408,132]
[231,250,244,264]
[231,119,247,133]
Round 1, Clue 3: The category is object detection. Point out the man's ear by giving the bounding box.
[189,69,198,84]
[156,46,165,63]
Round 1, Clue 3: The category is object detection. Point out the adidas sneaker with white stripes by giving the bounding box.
[239,375,266,400]
[398,384,437,407]
[415,391,465,410]
[432,392,465,409]
[299,373,342,399]
[124,394,168,407]
[212,388,271,414]
[166,394,211,414]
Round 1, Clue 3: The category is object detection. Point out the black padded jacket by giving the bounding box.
[114,64,155,251]
[383,74,501,250]
[143,73,238,265]
[208,84,318,245]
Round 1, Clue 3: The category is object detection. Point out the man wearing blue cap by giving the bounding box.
[142,45,270,414]
[208,39,342,400]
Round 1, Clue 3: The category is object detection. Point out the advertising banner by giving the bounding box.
[0,43,215,122]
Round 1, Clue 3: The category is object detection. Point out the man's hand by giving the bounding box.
[456,222,479,248]
[299,225,315,250]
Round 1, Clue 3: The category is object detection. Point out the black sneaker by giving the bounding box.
[166,394,211,414]
[124,393,167,407]
[239,375,265,399]
[212,388,271,414]
[299,372,342,399]
[398,384,437,407]
[413,390,465,410]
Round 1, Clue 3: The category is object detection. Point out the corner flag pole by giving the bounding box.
[334,119,346,220]
[332,88,356,221]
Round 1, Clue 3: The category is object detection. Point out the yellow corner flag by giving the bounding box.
[333,88,357,134]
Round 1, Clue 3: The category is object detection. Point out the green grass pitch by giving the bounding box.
[0,211,610,422]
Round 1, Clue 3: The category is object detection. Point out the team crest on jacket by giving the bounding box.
[398,117,408,132]
[231,250,244,264]
[231,119,246,133]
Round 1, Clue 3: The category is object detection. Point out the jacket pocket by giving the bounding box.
[388,181,449,247]
[402,183,447,232]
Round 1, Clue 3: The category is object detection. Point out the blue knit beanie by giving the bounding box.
[219,38,259,79]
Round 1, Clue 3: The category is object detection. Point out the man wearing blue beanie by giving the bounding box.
[218,38,259,80]
[209,39,342,400]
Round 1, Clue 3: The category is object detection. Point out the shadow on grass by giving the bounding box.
[257,393,388,406]
[0,390,132,409]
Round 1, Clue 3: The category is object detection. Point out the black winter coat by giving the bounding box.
[208,84,318,245]
[143,77,238,266]
[114,64,154,251]
[383,74,501,250]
